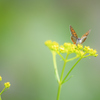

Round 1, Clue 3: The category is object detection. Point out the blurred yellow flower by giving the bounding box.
[60,45,65,53]
[4,82,11,88]
[0,76,2,81]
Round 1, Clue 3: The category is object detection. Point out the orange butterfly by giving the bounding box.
[70,26,91,45]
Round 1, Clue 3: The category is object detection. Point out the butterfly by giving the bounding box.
[70,26,91,45]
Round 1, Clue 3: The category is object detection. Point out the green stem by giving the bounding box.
[60,54,69,81]
[0,95,1,100]
[52,51,60,82]
[83,55,90,58]
[67,56,78,62]
[62,75,73,84]
[62,58,82,84]
[57,53,65,61]
[0,87,6,95]
[57,83,61,100]
[56,54,69,100]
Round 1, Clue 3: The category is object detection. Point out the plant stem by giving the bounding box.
[62,58,82,84]
[57,53,65,61]
[0,87,6,95]
[0,95,1,100]
[56,54,69,100]
[60,54,69,81]
[52,51,60,82]
[62,75,73,84]
[57,83,61,100]
[67,56,78,62]
[83,55,90,58]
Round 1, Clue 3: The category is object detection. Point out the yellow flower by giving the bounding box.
[4,82,11,88]
[77,44,83,50]
[0,76,2,81]
[94,54,98,57]
[75,50,85,57]
[69,44,77,53]
[51,41,59,51]
[64,43,72,48]
[71,44,77,48]
[60,45,65,53]
[79,51,85,57]
[45,40,52,47]
[45,40,59,51]
[83,46,90,52]
[45,40,52,45]
[89,49,98,56]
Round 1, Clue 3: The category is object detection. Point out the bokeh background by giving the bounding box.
[0,0,100,100]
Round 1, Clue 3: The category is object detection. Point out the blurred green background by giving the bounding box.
[0,0,100,100]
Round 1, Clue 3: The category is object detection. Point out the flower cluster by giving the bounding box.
[45,40,98,58]
[45,40,59,51]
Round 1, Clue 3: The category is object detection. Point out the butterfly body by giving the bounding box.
[70,26,91,45]
[76,38,82,44]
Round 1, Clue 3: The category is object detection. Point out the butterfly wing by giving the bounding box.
[70,26,78,38]
[70,26,78,44]
[71,36,77,44]
[81,29,91,44]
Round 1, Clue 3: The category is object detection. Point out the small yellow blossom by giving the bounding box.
[93,50,97,54]
[64,43,74,53]
[77,44,83,50]
[75,50,84,57]
[0,76,2,81]
[79,51,85,57]
[94,54,98,57]
[83,46,90,52]
[71,44,77,48]
[89,49,97,56]
[51,41,59,51]
[60,45,65,53]
[45,40,52,46]
[45,40,59,51]
[69,44,77,53]
[64,43,71,48]
[4,82,11,88]
[75,50,79,54]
